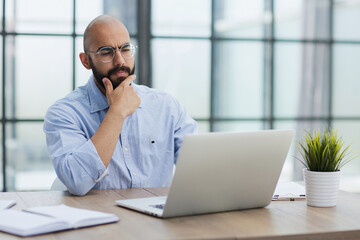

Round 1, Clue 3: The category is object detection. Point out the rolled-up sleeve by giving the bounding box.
[44,105,107,196]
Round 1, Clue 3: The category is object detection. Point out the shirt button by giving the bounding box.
[124,147,128,151]
[132,172,136,176]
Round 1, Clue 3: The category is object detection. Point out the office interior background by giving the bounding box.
[0,0,359,192]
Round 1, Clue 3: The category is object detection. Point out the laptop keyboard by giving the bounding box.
[150,204,165,210]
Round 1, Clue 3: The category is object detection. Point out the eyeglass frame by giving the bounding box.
[85,43,137,63]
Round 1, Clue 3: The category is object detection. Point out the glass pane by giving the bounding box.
[6,0,72,33]
[0,125,2,191]
[332,44,360,116]
[75,37,91,87]
[6,122,54,191]
[273,121,301,183]
[104,0,137,36]
[275,42,330,118]
[6,36,72,119]
[152,39,210,119]
[75,37,139,87]
[213,121,263,132]
[333,0,360,41]
[274,43,301,117]
[0,37,2,117]
[76,0,137,36]
[274,0,303,39]
[333,120,360,193]
[197,121,210,133]
[151,0,211,37]
[76,0,103,35]
[214,0,267,38]
[0,0,2,32]
[214,41,263,118]
[274,0,330,40]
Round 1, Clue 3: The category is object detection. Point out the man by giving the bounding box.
[43,15,197,196]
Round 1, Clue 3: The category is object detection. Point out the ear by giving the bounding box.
[79,52,91,70]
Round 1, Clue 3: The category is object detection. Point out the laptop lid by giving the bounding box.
[161,129,294,218]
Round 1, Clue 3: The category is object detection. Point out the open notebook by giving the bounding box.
[273,182,306,201]
[0,204,119,237]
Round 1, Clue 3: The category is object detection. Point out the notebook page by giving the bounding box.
[0,200,16,210]
[0,210,67,237]
[273,182,306,200]
[26,204,119,228]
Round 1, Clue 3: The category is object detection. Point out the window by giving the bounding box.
[1,0,360,192]
[0,0,137,191]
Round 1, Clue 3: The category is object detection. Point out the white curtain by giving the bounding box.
[294,0,331,180]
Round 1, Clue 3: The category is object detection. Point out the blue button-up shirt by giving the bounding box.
[43,77,198,196]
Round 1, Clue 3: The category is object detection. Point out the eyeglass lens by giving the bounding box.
[98,44,136,62]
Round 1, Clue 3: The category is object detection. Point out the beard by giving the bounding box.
[88,56,135,90]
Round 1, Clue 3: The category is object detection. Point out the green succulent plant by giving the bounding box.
[298,128,353,172]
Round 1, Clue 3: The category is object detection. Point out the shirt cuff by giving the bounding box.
[95,168,109,183]
[72,139,107,181]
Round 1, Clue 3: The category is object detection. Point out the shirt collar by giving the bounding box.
[87,75,143,113]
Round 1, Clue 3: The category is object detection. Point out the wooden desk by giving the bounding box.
[0,188,360,239]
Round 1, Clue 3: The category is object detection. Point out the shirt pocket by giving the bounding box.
[141,136,170,163]
[138,137,158,164]
[137,133,172,164]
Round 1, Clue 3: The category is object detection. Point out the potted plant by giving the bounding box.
[297,128,353,207]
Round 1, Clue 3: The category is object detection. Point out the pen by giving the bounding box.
[272,194,306,201]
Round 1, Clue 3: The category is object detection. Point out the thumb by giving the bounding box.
[102,77,113,95]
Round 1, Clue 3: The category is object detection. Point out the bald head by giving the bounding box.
[83,15,129,52]
[79,15,135,92]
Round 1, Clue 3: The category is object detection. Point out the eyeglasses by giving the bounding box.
[86,43,137,63]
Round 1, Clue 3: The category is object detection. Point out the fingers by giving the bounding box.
[121,75,136,87]
[102,77,113,94]
[103,75,136,97]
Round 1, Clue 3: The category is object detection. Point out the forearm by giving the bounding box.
[91,109,125,167]
[91,76,140,167]
[51,139,108,196]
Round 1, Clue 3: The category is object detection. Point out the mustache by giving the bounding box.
[107,65,131,78]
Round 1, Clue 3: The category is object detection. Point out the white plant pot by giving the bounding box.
[303,169,341,207]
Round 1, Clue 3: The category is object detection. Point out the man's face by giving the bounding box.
[88,55,135,89]
[85,21,135,90]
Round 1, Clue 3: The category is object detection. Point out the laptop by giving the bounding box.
[115,129,295,218]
